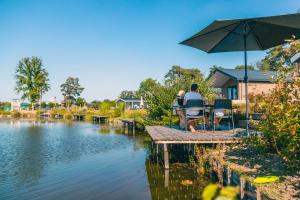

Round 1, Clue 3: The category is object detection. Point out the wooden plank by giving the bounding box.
[146,126,240,144]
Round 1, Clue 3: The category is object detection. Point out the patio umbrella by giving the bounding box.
[180,13,300,133]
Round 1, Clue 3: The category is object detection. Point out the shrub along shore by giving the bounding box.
[193,145,300,200]
[0,108,148,128]
[1,56,299,198]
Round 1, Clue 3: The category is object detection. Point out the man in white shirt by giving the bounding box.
[183,83,203,132]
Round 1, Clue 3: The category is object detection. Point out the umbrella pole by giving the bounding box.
[243,23,249,135]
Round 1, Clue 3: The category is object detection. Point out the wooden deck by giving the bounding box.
[146,126,240,169]
[73,114,85,121]
[146,126,239,144]
[92,115,108,123]
[120,118,135,133]
[40,113,51,118]
[121,118,135,124]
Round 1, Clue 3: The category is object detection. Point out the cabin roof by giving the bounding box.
[216,68,276,81]
[208,68,276,88]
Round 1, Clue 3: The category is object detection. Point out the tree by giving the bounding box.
[89,100,100,109]
[48,102,57,110]
[235,65,256,70]
[15,57,50,110]
[137,66,215,121]
[99,100,116,116]
[75,97,87,107]
[60,77,84,108]
[137,78,167,120]
[137,78,160,99]
[40,102,47,109]
[257,36,300,71]
[208,65,224,77]
[119,90,137,99]
[164,65,215,99]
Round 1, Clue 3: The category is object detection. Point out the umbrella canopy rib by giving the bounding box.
[248,25,264,49]
[180,21,239,45]
[208,23,242,53]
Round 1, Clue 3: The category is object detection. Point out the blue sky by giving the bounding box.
[0,0,299,102]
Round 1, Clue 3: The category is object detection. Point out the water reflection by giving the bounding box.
[0,121,132,188]
[0,120,210,200]
[99,125,110,134]
[14,125,45,187]
[145,142,209,200]
[145,162,208,199]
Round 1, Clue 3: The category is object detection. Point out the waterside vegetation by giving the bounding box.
[0,38,299,199]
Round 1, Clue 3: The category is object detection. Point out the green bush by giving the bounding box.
[50,108,68,118]
[249,67,300,168]
[138,66,215,122]
[11,111,21,118]
[64,113,73,120]
[84,114,94,122]
[0,110,11,116]
[121,109,147,119]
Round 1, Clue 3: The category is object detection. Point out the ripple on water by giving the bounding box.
[0,120,208,200]
[0,121,150,200]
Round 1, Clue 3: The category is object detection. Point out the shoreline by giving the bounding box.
[205,145,300,200]
[1,117,298,199]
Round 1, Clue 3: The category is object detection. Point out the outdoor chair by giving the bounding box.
[183,99,206,131]
[213,99,234,132]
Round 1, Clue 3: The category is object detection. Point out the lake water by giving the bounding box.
[0,120,209,200]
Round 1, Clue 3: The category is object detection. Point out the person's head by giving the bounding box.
[177,90,185,98]
[191,83,198,92]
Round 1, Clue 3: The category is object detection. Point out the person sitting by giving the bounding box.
[183,83,202,132]
[172,90,185,129]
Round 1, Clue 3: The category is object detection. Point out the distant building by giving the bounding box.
[117,97,145,110]
[3,106,11,111]
[208,68,277,102]
[11,99,30,111]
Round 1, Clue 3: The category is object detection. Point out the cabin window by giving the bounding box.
[227,86,238,100]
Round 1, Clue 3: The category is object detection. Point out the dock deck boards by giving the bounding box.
[121,118,135,124]
[146,126,239,144]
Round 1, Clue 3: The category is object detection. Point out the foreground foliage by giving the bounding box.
[251,67,300,167]
[202,184,239,200]
[257,36,300,71]
[245,38,300,168]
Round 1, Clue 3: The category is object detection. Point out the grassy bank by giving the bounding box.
[0,108,151,128]
[195,145,300,200]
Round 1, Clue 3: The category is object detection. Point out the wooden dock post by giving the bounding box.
[122,121,125,131]
[163,143,169,169]
[240,177,245,199]
[132,121,135,135]
[227,168,231,185]
[164,169,169,187]
[120,119,135,134]
[256,188,262,200]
